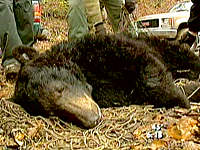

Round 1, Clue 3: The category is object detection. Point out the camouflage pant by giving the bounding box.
[0,0,34,63]
[67,0,122,41]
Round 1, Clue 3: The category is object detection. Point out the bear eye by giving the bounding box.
[57,87,64,93]
[86,83,92,92]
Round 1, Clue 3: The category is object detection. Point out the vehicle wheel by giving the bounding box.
[175,28,188,41]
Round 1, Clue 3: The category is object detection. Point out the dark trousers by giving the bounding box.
[0,0,34,63]
[188,3,200,33]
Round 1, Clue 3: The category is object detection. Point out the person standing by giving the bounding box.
[67,0,107,41]
[181,0,200,46]
[68,0,139,41]
[0,0,34,76]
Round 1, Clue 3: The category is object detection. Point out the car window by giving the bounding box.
[169,1,193,13]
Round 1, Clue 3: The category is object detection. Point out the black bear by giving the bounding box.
[136,35,200,80]
[49,34,190,108]
[12,45,101,129]
[12,34,195,129]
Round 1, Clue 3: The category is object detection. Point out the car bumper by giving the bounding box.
[138,28,177,38]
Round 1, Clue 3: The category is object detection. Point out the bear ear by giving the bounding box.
[12,45,39,65]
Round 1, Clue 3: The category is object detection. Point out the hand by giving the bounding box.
[94,22,106,35]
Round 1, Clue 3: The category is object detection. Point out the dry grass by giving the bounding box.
[1,93,200,149]
[0,89,200,149]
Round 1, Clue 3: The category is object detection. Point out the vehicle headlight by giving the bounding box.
[161,18,174,28]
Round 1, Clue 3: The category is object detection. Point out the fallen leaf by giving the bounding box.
[150,140,167,150]
[167,117,198,140]
[28,127,38,138]
[14,132,25,146]
[153,114,165,121]
[15,132,25,141]
[130,144,144,150]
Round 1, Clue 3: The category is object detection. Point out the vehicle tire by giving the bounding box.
[175,28,188,41]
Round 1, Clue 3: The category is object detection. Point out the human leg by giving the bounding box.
[0,0,22,63]
[84,0,105,35]
[13,0,34,46]
[0,0,34,78]
[102,0,122,33]
[181,3,200,47]
[68,0,89,41]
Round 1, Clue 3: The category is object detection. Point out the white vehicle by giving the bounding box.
[137,1,193,40]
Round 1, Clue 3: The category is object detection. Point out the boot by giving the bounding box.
[94,22,106,35]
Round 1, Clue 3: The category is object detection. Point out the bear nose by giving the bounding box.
[83,94,102,128]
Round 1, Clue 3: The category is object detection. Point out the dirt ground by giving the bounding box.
[1,0,200,149]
